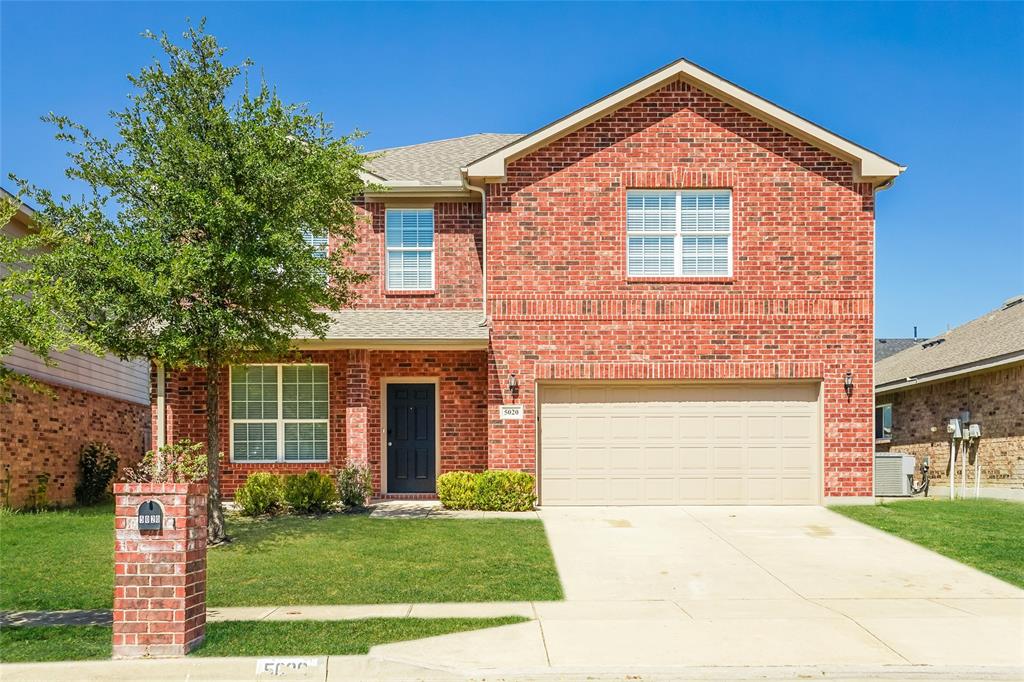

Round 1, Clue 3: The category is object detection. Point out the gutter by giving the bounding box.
[460,171,488,326]
[875,351,1024,395]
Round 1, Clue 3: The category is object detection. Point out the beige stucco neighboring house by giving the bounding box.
[875,295,1024,496]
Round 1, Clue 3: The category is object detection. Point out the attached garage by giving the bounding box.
[538,382,821,505]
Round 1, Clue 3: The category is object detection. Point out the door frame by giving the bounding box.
[380,376,441,495]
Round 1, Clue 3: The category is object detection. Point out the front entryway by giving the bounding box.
[386,382,437,493]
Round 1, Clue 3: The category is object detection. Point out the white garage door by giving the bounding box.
[539,382,821,505]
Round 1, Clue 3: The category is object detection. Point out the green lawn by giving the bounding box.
[831,498,1024,589]
[0,507,562,610]
[0,625,111,663]
[0,618,527,662]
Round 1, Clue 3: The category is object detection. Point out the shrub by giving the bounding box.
[123,439,211,483]
[475,470,537,512]
[437,471,479,510]
[75,443,119,506]
[336,464,373,509]
[437,470,536,512]
[235,472,284,516]
[283,471,338,513]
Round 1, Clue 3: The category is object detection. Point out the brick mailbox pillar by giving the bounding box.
[113,482,208,658]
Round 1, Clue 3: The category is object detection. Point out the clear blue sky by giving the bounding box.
[2,2,1022,337]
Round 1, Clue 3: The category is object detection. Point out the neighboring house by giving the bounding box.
[875,296,1024,491]
[875,338,920,362]
[0,190,150,507]
[156,59,904,505]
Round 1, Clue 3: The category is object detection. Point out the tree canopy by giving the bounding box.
[9,21,371,539]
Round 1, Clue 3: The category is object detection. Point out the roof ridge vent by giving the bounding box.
[920,336,946,349]
[1002,294,1024,310]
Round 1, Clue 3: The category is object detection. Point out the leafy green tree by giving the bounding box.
[1,195,93,399]
[12,21,369,541]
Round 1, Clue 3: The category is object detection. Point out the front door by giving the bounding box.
[386,383,437,493]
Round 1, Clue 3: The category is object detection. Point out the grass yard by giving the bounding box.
[0,507,563,610]
[208,513,562,605]
[831,498,1024,589]
[0,625,111,663]
[0,505,114,610]
[0,618,527,663]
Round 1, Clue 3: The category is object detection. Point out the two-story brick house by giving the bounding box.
[155,59,903,505]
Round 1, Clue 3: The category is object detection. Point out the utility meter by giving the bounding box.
[946,418,962,438]
[968,423,982,438]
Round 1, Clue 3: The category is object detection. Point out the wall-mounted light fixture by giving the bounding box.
[844,371,853,398]
[507,372,519,397]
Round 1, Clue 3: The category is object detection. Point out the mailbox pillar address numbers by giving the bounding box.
[137,500,164,531]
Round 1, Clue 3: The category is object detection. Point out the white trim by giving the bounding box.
[463,59,904,185]
[875,353,1024,395]
[379,377,441,495]
[228,363,330,464]
[156,362,166,449]
[291,339,488,351]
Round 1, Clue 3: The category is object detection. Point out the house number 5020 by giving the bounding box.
[499,404,524,420]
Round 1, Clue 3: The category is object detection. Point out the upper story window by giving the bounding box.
[626,190,732,278]
[385,209,434,290]
[302,230,329,259]
[230,364,329,463]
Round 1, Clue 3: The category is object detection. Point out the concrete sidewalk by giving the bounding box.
[207,602,538,622]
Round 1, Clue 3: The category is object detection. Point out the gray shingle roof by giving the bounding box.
[874,338,920,362]
[875,296,1024,390]
[297,309,488,343]
[364,133,522,185]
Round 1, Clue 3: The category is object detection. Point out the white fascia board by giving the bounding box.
[464,59,905,185]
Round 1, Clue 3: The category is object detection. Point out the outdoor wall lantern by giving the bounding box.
[507,372,519,397]
[844,371,854,397]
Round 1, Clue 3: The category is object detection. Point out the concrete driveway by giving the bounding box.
[373,505,1024,677]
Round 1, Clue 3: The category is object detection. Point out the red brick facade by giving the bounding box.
[155,79,879,501]
[158,349,488,497]
[484,80,875,498]
[113,483,207,657]
[1,382,148,508]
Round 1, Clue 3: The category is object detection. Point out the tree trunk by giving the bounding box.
[206,361,226,543]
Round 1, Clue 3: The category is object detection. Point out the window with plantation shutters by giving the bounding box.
[386,209,434,290]
[627,190,732,277]
[230,364,329,462]
[301,230,329,259]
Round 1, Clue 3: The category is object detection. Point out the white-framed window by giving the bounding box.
[626,190,732,277]
[385,208,434,290]
[875,403,893,441]
[302,230,329,259]
[230,364,329,462]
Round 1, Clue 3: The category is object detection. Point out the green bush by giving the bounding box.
[335,464,373,509]
[235,472,284,516]
[283,471,338,513]
[437,470,536,512]
[74,443,119,506]
[476,470,537,511]
[437,471,479,510]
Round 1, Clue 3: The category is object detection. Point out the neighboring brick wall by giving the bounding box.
[877,363,1024,488]
[342,200,483,309]
[157,349,488,497]
[113,483,207,658]
[0,382,148,508]
[485,79,876,498]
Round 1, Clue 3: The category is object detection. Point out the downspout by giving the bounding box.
[461,171,488,325]
[155,360,166,449]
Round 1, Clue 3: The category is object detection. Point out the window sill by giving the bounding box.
[626,277,735,284]
[229,459,330,465]
[874,438,892,445]
[384,289,437,297]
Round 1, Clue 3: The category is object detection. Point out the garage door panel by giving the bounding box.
[539,382,820,506]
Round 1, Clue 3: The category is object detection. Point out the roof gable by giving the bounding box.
[463,59,905,187]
